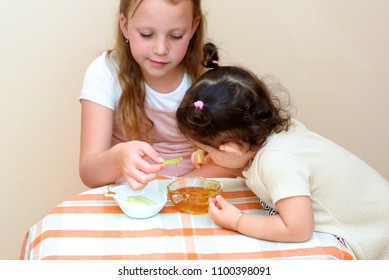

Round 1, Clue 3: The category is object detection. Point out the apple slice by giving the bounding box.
[162,157,183,165]
[127,196,156,206]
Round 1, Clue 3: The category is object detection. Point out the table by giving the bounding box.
[20,178,354,260]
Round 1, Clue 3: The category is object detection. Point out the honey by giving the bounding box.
[167,177,223,214]
[169,187,218,214]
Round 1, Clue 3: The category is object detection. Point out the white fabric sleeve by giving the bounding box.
[259,150,312,204]
[79,53,120,111]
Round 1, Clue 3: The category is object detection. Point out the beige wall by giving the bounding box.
[1,0,388,259]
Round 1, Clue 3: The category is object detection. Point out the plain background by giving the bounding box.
[1,0,388,260]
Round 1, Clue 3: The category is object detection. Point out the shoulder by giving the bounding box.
[255,149,311,179]
[80,51,121,110]
[243,149,311,204]
[82,51,120,89]
[85,51,118,77]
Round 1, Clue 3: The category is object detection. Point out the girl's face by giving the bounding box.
[193,141,257,170]
[120,0,199,90]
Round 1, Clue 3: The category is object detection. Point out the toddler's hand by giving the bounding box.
[208,195,241,231]
[191,149,210,169]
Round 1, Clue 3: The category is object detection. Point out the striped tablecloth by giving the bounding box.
[20,178,354,260]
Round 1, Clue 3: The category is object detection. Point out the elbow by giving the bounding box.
[81,180,100,189]
[79,166,100,189]
[281,220,314,242]
[290,225,314,242]
[79,174,97,189]
[295,231,313,242]
[79,165,119,189]
[286,211,315,242]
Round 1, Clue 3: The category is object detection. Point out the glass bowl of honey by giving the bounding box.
[167,177,223,214]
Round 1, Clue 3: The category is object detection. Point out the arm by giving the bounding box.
[208,195,314,242]
[79,100,165,189]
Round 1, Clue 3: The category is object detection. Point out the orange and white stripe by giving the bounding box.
[20,178,354,260]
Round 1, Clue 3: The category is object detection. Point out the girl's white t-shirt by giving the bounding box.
[80,52,195,176]
[80,52,189,111]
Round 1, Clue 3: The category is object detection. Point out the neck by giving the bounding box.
[225,167,246,178]
[143,64,185,93]
[227,156,256,178]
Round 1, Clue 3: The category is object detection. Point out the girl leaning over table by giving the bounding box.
[175,42,389,260]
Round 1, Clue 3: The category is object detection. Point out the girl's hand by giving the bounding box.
[209,194,315,242]
[117,141,165,190]
[191,149,211,169]
[208,195,242,230]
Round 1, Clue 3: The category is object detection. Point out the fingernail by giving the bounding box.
[157,157,164,163]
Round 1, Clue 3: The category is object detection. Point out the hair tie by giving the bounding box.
[212,60,219,66]
[194,100,204,110]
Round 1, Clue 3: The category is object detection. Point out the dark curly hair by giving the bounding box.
[176,43,291,151]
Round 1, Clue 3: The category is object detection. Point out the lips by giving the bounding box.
[149,59,168,68]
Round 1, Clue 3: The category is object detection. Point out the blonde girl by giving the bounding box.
[79,0,232,189]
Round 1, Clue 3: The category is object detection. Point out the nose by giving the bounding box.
[152,39,169,55]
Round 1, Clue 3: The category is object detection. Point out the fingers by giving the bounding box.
[124,165,160,190]
[137,142,164,164]
[208,195,224,217]
[208,195,241,230]
[191,151,202,169]
[208,197,218,211]
[120,142,166,190]
[191,149,211,169]
[214,195,229,208]
[202,153,212,165]
[208,198,217,220]
[127,172,158,190]
[123,160,163,190]
[208,197,221,210]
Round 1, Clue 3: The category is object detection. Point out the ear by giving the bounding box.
[190,16,200,38]
[119,13,129,40]
[219,142,244,156]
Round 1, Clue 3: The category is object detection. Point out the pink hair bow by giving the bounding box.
[194,100,204,110]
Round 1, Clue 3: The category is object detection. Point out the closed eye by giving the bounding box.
[140,33,153,39]
[170,34,183,40]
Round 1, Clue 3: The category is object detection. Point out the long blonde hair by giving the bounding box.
[107,0,206,141]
